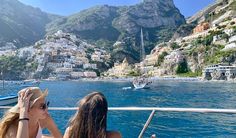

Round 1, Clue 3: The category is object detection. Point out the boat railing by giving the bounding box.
[1,106,236,138]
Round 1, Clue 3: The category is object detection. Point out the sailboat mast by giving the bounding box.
[140,28,145,62]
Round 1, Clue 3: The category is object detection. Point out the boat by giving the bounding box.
[0,94,18,105]
[133,77,152,89]
[132,28,152,89]
[32,80,40,85]
[20,79,40,87]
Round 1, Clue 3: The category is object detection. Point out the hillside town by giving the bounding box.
[0,0,235,81]
[0,30,111,80]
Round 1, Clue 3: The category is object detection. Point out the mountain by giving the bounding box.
[0,0,61,48]
[46,0,186,63]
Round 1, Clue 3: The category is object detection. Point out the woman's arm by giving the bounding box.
[40,113,62,138]
[16,89,33,138]
[16,110,29,138]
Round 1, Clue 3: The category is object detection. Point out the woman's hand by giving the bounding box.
[16,88,33,138]
[18,89,33,118]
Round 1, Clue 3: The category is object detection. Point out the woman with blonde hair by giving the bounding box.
[0,87,62,138]
[64,92,121,138]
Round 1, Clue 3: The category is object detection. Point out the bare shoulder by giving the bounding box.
[63,127,71,138]
[107,131,122,138]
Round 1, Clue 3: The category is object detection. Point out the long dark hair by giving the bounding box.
[68,92,108,138]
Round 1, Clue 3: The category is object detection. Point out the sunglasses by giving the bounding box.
[39,101,50,110]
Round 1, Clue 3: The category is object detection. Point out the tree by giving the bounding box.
[170,42,180,50]
[156,51,168,66]
[203,35,213,46]
[176,58,189,74]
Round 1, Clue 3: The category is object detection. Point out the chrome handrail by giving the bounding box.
[138,110,155,138]
[2,106,236,138]
[1,106,236,113]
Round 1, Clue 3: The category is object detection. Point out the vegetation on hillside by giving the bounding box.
[0,56,38,80]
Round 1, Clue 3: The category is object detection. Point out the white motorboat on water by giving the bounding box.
[20,79,40,87]
[132,77,152,89]
[0,94,18,105]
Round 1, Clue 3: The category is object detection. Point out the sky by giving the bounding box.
[18,0,216,18]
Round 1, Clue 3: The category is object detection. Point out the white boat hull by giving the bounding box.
[133,83,147,89]
[133,77,152,89]
[0,95,18,105]
[133,82,151,89]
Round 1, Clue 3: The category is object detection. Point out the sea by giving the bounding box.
[1,80,236,138]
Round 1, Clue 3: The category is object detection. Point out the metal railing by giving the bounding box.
[1,106,236,138]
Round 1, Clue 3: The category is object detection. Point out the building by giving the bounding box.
[222,43,236,51]
[83,71,97,78]
[202,64,236,80]
[83,63,97,69]
[222,35,236,51]
[193,22,210,34]
[91,51,102,62]
[164,50,185,64]
[105,58,132,77]
[70,72,84,79]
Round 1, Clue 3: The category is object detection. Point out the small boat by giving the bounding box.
[32,80,40,85]
[133,77,151,89]
[20,80,40,87]
[0,94,18,105]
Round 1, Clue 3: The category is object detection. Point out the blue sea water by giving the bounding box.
[1,80,236,137]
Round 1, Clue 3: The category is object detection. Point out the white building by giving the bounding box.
[203,64,236,80]
[70,72,84,79]
[229,35,236,43]
[63,62,73,68]
[47,62,63,70]
[83,71,97,78]
[164,50,185,63]
[91,52,102,62]
[222,43,236,51]
[83,63,97,69]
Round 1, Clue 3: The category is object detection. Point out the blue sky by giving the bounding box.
[18,0,215,18]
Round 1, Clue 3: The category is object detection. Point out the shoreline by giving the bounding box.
[2,76,236,83]
[73,77,236,83]
[75,76,202,82]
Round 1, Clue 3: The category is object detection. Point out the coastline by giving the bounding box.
[2,76,236,84]
[74,76,236,83]
[75,76,201,82]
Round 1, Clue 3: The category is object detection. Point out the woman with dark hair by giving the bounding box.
[64,92,121,138]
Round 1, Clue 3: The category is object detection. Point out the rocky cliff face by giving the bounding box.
[113,0,185,34]
[46,5,120,41]
[0,0,61,48]
[46,0,186,63]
